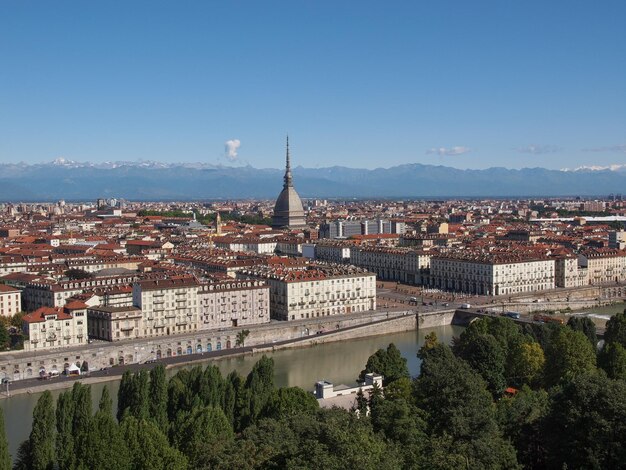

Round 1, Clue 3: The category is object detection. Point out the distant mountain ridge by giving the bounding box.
[0,160,623,201]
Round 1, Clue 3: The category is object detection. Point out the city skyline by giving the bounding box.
[1,1,625,171]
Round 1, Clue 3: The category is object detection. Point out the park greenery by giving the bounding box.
[3,312,626,469]
[0,312,26,351]
[137,210,272,227]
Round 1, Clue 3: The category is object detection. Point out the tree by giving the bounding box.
[544,328,597,387]
[263,387,319,420]
[413,343,519,469]
[243,355,275,426]
[496,386,549,468]
[454,329,506,397]
[508,341,545,387]
[64,269,93,280]
[71,382,92,468]
[359,343,409,385]
[86,388,131,470]
[235,329,250,348]
[229,408,402,469]
[149,365,168,432]
[0,408,10,470]
[12,440,32,470]
[29,391,56,470]
[598,342,626,381]
[99,386,113,415]
[605,310,626,347]
[171,406,233,466]
[542,373,626,469]
[567,316,597,346]
[0,326,9,351]
[55,390,75,470]
[120,416,187,470]
[118,370,149,421]
[117,370,134,421]
[354,388,368,416]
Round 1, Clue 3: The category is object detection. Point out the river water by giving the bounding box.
[1,324,462,459]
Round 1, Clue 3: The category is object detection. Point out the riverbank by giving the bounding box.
[2,311,418,398]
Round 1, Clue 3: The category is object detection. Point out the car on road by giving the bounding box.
[505,311,521,319]
[460,303,471,309]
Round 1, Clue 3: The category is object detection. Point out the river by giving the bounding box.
[1,324,462,459]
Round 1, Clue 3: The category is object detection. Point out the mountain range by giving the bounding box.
[0,159,624,201]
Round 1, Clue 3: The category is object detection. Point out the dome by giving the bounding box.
[271,137,307,230]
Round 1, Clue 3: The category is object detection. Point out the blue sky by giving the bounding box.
[1,1,624,170]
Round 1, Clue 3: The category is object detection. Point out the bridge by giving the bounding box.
[453,308,606,339]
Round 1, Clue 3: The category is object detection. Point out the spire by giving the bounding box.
[284,134,293,188]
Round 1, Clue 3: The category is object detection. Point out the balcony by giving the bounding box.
[120,326,134,332]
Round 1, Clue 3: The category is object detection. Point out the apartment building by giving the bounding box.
[22,302,88,351]
[578,249,626,285]
[239,263,376,321]
[198,279,270,330]
[213,236,278,254]
[87,306,143,341]
[349,246,431,285]
[554,254,588,288]
[22,274,139,311]
[0,284,21,317]
[430,252,555,296]
[132,277,200,337]
[304,240,354,263]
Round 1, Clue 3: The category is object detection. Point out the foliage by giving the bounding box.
[137,209,272,226]
[413,343,519,469]
[359,343,410,385]
[242,355,275,427]
[605,310,626,347]
[598,341,626,381]
[567,316,598,345]
[64,268,93,280]
[496,386,550,468]
[13,324,626,470]
[120,416,188,470]
[542,373,626,469]
[0,408,10,470]
[235,329,250,347]
[544,327,597,387]
[149,365,168,432]
[263,386,319,420]
[508,341,545,387]
[0,327,8,351]
[29,391,56,470]
[454,328,506,396]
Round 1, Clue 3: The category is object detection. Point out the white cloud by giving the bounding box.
[583,144,626,154]
[224,139,241,161]
[426,146,471,156]
[517,144,561,155]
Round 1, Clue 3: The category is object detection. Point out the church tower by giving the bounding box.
[215,211,222,235]
[271,136,307,230]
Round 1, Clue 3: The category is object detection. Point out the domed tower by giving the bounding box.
[272,137,307,230]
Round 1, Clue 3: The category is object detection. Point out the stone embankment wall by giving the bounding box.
[255,313,417,353]
[0,309,414,382]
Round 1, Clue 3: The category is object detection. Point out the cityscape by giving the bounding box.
[1,2,625,470]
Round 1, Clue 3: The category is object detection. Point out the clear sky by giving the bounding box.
[1,1,624,170]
